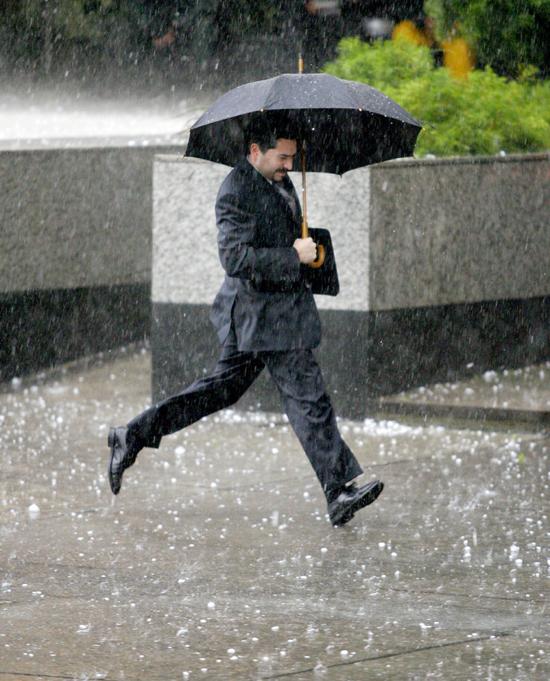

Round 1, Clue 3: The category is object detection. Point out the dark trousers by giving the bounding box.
[127,329,363,498]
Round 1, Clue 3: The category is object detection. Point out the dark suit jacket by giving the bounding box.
[210,159,322,352]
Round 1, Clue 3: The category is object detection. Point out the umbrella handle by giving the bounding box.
[302,217,326,268]
[310,244,326,269]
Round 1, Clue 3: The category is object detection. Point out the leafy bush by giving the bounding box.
[324,37,550,157]
[425,0,550,79]
[323,37,433,90]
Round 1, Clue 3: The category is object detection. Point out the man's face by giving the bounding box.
[249,138,297,183]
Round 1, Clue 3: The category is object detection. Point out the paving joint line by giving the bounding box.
[385,586,546,605]
[259,632,513,679]
[0,672,94,680]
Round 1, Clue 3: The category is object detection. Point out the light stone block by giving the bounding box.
[300,168,371,311]
[0,146,179,293]
[369,153,550,310]
[152,153,550,312]
[152,157,372,311]
[152,157,227,306]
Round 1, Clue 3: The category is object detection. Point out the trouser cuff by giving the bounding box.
[325,486,346,504]
[126,426,161,452]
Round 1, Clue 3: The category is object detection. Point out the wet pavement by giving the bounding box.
[380,362,550,429]
[1,348,549,680]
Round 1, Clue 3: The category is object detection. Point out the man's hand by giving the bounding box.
[293,237,317,264]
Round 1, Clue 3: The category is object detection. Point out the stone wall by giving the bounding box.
[0,145,181,382]
[151,153,550,418]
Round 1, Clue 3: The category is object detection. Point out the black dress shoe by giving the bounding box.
[328,479,384,527]
[108,427,139,495]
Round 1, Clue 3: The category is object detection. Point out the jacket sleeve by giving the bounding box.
[215,191,301,287]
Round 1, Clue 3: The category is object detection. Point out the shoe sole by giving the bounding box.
[332,480,384,527]
[107,428,121,495]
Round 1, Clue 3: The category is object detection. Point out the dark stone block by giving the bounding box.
[0,283,150,382]
[362,297,550,398]
[151,297,550,420]
[151,302,279,411]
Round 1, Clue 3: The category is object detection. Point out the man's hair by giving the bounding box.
[247,130,280,154]
[245,119,297,154]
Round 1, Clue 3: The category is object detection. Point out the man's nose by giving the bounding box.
[283,158,293,170]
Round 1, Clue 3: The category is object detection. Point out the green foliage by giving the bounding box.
[179,0,281,65]
[400,67,550,156]
[0,0,148,67]
[423,0,464,38]
[324,37,550,157]
[20,0,146,45]
[215,0,280,40]
[0,0,285,73]
[324,37,433,92]
[424,0,550,78]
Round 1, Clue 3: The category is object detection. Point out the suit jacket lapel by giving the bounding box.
[271,175,301,226]
[237,159,302,227]
[282,176,302,225]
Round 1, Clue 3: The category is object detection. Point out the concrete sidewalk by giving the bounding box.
[1,348,549,680]
[378,362,550,429]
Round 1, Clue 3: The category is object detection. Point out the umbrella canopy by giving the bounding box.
[185,72,422,174]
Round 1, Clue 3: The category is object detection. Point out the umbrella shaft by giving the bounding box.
[301,143,308,238]
[299,53,307,239]
[300,139,325,269]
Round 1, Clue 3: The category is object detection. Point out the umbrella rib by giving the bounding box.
[341,76,369,113]
[342,75,422,126]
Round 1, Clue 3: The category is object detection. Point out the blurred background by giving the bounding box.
[1,0,549,155]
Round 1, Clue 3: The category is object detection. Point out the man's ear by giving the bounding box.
[249,142,260,159]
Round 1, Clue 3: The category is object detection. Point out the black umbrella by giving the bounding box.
[185,72,422,174]
[185,70,421,279]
